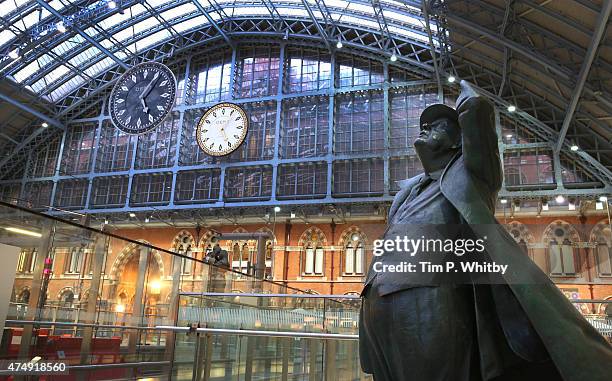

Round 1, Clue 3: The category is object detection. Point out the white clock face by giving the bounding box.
[196,103,248,156]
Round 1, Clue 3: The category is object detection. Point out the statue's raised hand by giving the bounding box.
[455,80,479,112]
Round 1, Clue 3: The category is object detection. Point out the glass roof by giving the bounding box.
[0,0,439,102]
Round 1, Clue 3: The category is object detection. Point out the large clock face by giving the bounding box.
[109,62,176,134]
[196,103,249,156]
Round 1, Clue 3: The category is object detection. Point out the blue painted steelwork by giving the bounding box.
[5,42,608,220]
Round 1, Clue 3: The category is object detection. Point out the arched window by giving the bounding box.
[545,223,579,277]
[231,242,252,274]
[173,232,195,275]
[59,290,75,308]
[232,242,241,262]
[504,222,534,260]
[300,229,326,276]
[241,244,250,262]
[304,244,324,275]
[66,247,83,274]
[344,239,365,275]
[18,289,30,304]
[590,222,612,278]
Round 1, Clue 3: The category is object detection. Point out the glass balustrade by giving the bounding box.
[0,200,610,380]
[0,200,370,380]
[172,292,366,380]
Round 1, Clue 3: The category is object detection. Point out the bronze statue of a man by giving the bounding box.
[359,81,611,380]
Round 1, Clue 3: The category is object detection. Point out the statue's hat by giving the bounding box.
[419,104,459,129]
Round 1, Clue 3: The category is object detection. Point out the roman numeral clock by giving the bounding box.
[196,103,248,156]
[109,62,177,134]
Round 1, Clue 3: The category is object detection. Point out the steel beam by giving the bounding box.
[421,0,442,99]
[34,0,129,70]
[372,0,394,51]
[0,91,63,129]
[556,0,612,153]
[444,2,612,114]
[301,0,331,50]
[191,0,234,48]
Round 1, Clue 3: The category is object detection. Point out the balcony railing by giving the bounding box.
[0,200,610,380]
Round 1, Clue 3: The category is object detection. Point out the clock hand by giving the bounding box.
[142,79,157,99]
[220,127,229,141]
[220,119,232,141]
[138,77,157,113]
[140,98,148,114]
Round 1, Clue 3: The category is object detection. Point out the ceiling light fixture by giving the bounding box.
[447,76,456,83]
[8,49,19,59]
[129,212,136,218]
[599,196,608,202]
[390,53,397,62]
[500,198,508,204]
[570,145,579,151]
[108,0,117,9]
[56,21,67,33]
[4,227,42,238]
[336,40,343,49]
[41,122,48,128]
[507,105,516,113]
[555,195,565,204]
[274,206,281,213]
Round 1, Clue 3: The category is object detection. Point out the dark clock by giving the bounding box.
[109,62,177,134]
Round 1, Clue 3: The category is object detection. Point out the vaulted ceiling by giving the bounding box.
[0,0,610,183]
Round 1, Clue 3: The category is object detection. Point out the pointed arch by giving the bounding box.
[338,226,367,276]
[542,220,581,244]
[172,230,196,250]
[542,220,580,276]
[298,226,328,247]
[589,219,611,245]
[199,229,221,248]
[109,240,165,280]
[299,227,327,276]
[597,296,612,315]
[256,226,277,244]
[56,286,75,300]
[589,220,612,277]
[172,230,196,274]
[504,221,534,244]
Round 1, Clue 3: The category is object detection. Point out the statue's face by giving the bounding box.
[414,118,460,153]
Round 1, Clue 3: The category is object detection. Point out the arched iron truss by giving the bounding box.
[0,0,610,220]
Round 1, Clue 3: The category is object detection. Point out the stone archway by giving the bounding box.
[108,241,164,305]
[109,240,165,281]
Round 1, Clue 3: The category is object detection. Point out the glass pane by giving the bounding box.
[550,245,562,274]
[356,245,364,274]
[305,248,314,274]
[596,245,612,275]
[315,248,324,274]
[561,245,575,274]
[345,247,354,274]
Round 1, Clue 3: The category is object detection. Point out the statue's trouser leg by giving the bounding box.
[360,285,480,381]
